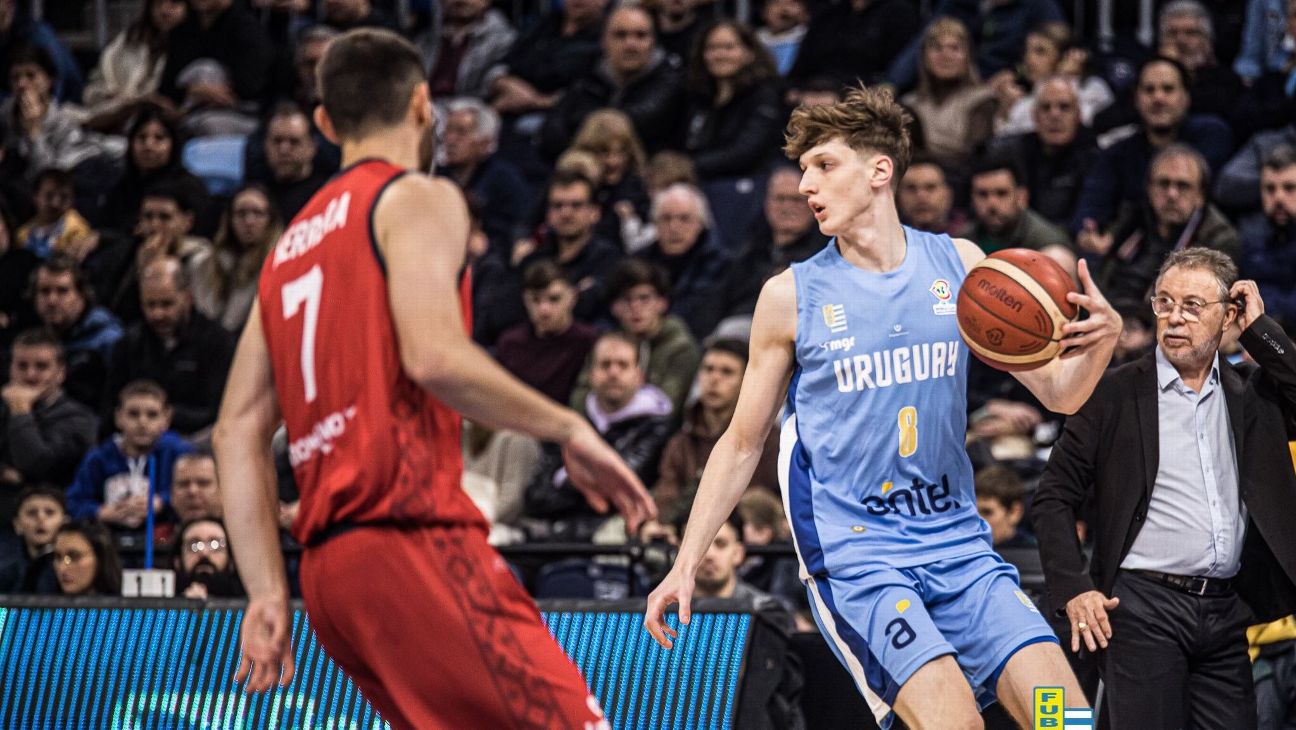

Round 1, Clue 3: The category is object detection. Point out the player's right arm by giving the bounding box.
[376,174,656,531]
[643,270,797,649]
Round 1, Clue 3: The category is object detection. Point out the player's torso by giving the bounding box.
[784,226,988,574]
[258,159,484,544]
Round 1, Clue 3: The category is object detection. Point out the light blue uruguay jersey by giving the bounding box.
[780,226,991,578]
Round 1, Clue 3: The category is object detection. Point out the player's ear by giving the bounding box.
[314,106,340,146]
[872,155,894,189]
[409,82,433,127]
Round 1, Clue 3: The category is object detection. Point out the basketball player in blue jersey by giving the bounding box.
[645,86,1122,728]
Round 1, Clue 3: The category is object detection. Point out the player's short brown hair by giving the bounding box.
[318,28,425,139]
[784,85,913,189]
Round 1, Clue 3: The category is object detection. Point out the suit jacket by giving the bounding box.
[1032,315,1296,623]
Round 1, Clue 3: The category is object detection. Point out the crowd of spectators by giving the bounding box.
[0,0,1293,637]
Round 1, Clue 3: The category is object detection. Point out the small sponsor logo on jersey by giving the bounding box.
[272,192,352,267]
[822,303,848,333]
[819,335,856,353]
[289,405,357,467]
[861,475,961,517]
[1014,589,1041,614]
[832,341,960,392]
[889,323,908,338]
[930,278,957,315]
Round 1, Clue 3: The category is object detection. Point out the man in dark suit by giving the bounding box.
[1033,247,1296,729]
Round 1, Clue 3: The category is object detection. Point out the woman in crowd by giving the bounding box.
[989,22,1114,137]
[53,520,122,597]
[901,17,997,166]
[567,110,650,249]
[81,0,188,132]
[97,104,210,236]
[193,184,282,332]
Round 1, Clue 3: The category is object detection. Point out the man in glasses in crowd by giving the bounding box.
[173,516,243,599]
[1034,248,1296,727]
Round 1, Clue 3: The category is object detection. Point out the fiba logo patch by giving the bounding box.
[822,304,848,333]
[929,279,957,316]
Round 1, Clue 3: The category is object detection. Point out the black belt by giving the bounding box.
[1130,569,1234,597]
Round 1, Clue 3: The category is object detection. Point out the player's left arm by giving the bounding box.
[953,238,1122,415]
[212,301,295,692]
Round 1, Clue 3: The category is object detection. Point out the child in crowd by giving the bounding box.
[16,169,95,260]
[0,485,66,592]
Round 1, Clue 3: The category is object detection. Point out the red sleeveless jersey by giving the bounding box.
[258,159,486,545]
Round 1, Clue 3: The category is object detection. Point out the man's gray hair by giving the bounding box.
[1262,143,1296,172]
[651,183,713,228]
[1160,0,1214,41]
[1149,143,1212,193]
[1155,247,1238,299]
[445,97,501,145]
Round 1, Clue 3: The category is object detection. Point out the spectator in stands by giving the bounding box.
[886,0,1065,92]
[436,98,529,248]
[1216,121,1296,215]
[66,380,191,525]
[0,329,96,521]
[169,451,221,524]
[487,0,606,115]
[158,0,275,125]
[566,110,652,248]
[653,0,708,61]
[192,185,280,332]
[251,102,331,221]
[103,257,233,437]
[52,520,121,596]
[320,0,398,33]
[639,183,732,338]
[704,166,826,338]
[1234,0,1290,85]
[98,105,210,238]
[495,260,598,405]
[901,17,997,166]
[1,46,125,182]
[960,156,1075,268]
[0,485,63,593]
[975,464,1035,549]
[419,0,515,100]
[681,20,782,179]
[0,0,84,103]
[1110,297,1158,367]
[31,256,122,409]
[1072,58,1233,234]
[898,157,961,234]
[988,22,1113,137]
[81,0,187,131]
[16,169,94,260]
[0,207,38,349]
[755,0,808,76]
[461,420,542,545]
[570,260,700,415]
[654,339,779,519]
[682,509,782,606]
[987,77,1098,228]
[617,150,700,252]
[541,6,685,158]
[1088,144,1241,305]
[1158,0,1244,122]
[105,186,213,322]
[526,332,673,541]
[173,516,242,598]
[787,0,918,90]
[514,170,622,323]
[1239,144,1296,327]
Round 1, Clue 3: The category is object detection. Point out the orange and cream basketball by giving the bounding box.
[955,249,1078,372]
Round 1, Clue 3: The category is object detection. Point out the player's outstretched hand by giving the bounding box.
[561,422,657,535]
[1064,590,1120,654]
[644,565,694,650]
[1059,259,1122,358]
[235,596,295,693]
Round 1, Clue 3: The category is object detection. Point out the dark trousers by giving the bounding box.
[1098,570,1256,729]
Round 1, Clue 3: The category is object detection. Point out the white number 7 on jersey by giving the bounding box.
[281,265,323,403]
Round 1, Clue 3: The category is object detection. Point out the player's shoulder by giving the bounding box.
[949,237,984,273]
[752,269,797,344]
[379,171,465,208]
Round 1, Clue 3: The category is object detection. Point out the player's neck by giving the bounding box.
[835,201,906,273]
[339,130,423,172]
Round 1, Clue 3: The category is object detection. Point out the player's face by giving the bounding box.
[695,522,743,596]
[1261,164,1296,228]
[1135,62,1189,131]
[590,339,644,410]
[798,139,881,238]
[763,170,812,237]
[14,496,65,551]
[1033,81,1080,148]
[34,270,86,330]
[522,280,576,336]
[1147,156,1203,230]
[897,163,951,232]
[115,395,171,453]
[53,532,97,596]
[697,350,744,412]
[180,521,230,575]
[1153,265,1236,371]
[172,458,221,523]
[9,344,64,399]
[970,170,1024,235]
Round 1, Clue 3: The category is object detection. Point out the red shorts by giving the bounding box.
[300,524,607,730]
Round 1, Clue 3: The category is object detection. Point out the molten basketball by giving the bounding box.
[956,249,1078,372]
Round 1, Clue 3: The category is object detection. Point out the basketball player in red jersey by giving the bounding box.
[212,29,655,729]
